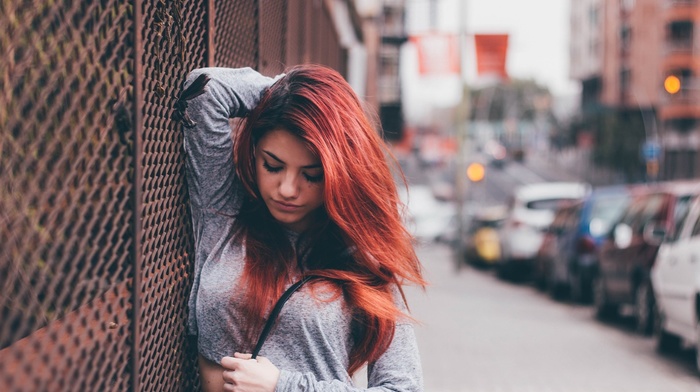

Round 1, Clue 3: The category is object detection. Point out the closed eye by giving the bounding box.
[303,172,324,183]
[262,161,282,173]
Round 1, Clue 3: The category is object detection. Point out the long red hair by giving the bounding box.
[232,64,425,375]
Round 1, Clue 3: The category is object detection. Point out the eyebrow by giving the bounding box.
[262,150,322,169]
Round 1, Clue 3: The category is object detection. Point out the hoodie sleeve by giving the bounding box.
[180,67,282,336]
[275,323,423,392]
[181,67,281,222]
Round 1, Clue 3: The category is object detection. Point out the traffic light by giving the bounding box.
[466,162,485,182]
[664,75,681,94]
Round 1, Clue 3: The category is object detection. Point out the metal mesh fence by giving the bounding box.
[1,0,136,390]
[258,0,287,75]
[0,0,350,391]
[1,0,348,390]
[214,1,258,68]
[135,0,207,390]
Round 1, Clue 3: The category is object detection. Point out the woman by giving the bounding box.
[179,65,426,392]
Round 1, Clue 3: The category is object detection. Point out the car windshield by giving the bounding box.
[591,195,630,226]
[525,198,577,211]
[588,194,630,237]
[474,219,503,229]
[667,194,695,242]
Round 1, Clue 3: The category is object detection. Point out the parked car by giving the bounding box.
[651,191,700,371]
[594,181,700,335]
[497,182,591,280]
[535,202,582,295]
[534,207,566,290]
[461,205,507,267]
[399,184,456,242]
[534,186,635,302]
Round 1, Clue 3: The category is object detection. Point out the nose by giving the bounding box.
[279,172,300,200]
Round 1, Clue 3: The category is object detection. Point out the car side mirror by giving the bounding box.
[613,223,633,249]
[643,222,666,246]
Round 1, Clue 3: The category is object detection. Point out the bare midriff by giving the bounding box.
[199,354,225,392]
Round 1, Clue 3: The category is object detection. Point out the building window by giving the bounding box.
[668,68,694,96]
[589,5,599,27]
[589,38,599,57]
[379,45,401,103]
[667,21,693,52]
[382,6,404,38]
[620,68,631,92]
[620,25,632,52]
[667,117,696,133]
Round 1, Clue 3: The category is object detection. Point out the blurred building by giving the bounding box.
[600,0,662,111]
[570,0,604,115]
[327,0,367,97]
[570,0,700,180]
[356,0,408,141]
[659,0,700,178]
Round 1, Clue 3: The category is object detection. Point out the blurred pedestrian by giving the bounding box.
[176,65,426,392]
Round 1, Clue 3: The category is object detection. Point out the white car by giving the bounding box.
[651,193,700,372]
[497,182,590,279]
[399,184,456,242]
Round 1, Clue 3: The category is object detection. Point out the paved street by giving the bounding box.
[405,242,700,392]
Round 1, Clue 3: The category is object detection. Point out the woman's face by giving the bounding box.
[255,128,325,232]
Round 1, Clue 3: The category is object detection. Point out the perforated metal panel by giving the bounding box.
[259,0,287,75]
[1,0,350,390]
[214,1,258,68]
[0,0,136,390]
[136,0,207,389]
[285,0,303,66]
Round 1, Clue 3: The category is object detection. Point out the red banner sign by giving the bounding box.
[411,33,461,76]
[474,34,509,79]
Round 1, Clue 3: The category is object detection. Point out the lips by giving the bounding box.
[273,200,301,212]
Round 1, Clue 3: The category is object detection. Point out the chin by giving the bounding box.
[271,213,301,228]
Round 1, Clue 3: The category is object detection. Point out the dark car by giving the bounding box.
[534,186,634,302]
[461,205,507,267]
[593,181,700,335]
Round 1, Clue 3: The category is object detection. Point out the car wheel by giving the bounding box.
[534,261,549,291]
[635,281,654,336]
[496,261,511,280]
[593,275,617,320]
[569,271,582,303]
[548,268,565,300]
[653,305,680,354]
[580,275,594,304]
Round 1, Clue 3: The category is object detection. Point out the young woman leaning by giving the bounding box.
[178,64,426,392]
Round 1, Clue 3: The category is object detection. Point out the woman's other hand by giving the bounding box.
[221,352,280,392]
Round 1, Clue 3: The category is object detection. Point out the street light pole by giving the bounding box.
[454,0,470,270]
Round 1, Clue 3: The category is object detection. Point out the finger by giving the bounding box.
[222,369,236,384]
[233,352,252,360]
[221,356,242,370]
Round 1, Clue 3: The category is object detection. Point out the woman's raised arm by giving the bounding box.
[180,67,280,223]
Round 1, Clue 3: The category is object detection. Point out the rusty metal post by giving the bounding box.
[208,0,216,66]
[131,0,144,390]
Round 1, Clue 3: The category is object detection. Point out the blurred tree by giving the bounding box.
[568,109,646,182]
[469,79,551,122]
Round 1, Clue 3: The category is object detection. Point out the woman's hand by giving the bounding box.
[221,352,280,392]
